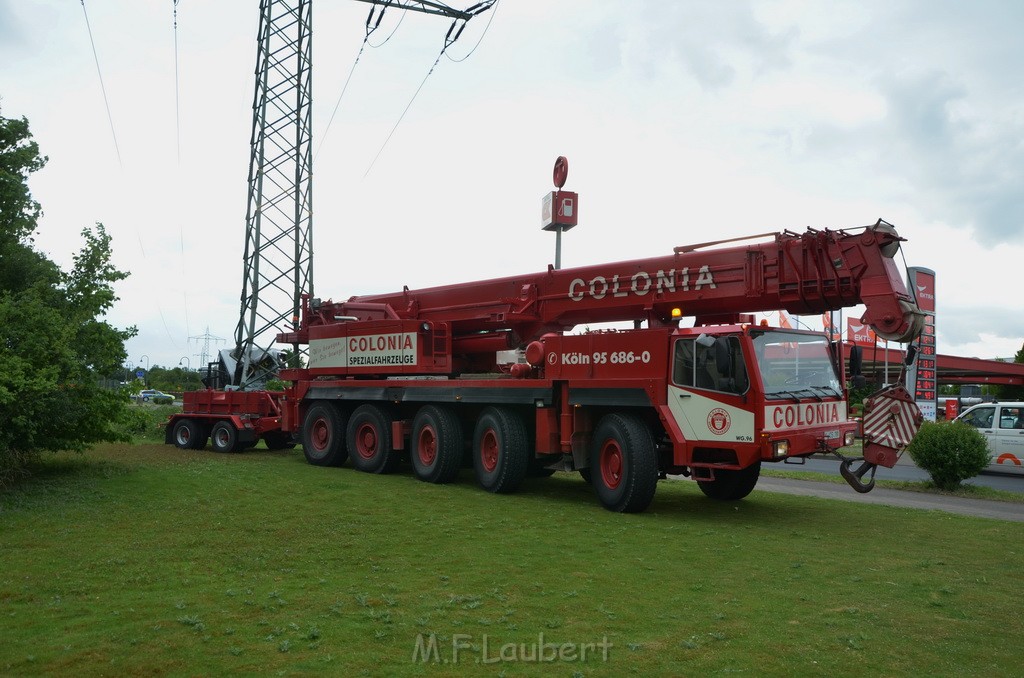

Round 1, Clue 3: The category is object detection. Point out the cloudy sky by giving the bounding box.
[1,0,1023,373]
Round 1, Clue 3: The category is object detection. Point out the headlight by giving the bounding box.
[773,440,789,459]
[844,431,855,446]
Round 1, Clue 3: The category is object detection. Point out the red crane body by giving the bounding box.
[169,219,924,511]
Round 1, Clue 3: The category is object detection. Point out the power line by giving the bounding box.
[79,0,122,168]
[315,2,403,163]
[173,0,192,341]
[362,5,494,178]
[444,0,499,62]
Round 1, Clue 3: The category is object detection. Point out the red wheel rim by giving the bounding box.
[480,429,499,473]
[599,440,623,489]
[355,422,378,460]
[311,417,329,452]
[418,426,437,466]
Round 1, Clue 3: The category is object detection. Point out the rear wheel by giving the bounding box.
[411,405,463,483]
[171,419,205,450]
[696,461,761,501]
[302,403,348,467]
[473,407,529,493]
[347,404,401,474]
[210,421,241,453]
[589,413,658,513]
[263,431,295,451]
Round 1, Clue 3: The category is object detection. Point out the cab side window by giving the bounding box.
[672,337,748,395]
[999,407,1024,429]
[963,407,995,429]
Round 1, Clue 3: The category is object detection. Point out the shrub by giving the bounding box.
[906,420,990,490]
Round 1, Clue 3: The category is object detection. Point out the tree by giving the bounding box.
[0,107,136,486]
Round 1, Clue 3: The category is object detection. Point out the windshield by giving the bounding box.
[751,330,843,401]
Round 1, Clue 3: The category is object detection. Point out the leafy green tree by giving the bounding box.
[143,365,202,393]
[0,108,136,486]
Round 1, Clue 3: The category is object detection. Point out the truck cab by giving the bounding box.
[955,401,1024,474]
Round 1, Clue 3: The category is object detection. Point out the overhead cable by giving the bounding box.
[79,0,123,168]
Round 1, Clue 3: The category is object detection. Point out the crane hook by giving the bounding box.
[839,457,877,493]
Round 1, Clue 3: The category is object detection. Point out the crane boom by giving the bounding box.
[283,219,924,355]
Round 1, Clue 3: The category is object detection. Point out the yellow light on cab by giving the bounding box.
[671,308,682,318]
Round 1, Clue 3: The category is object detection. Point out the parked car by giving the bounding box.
[137,389,175,405]
[955,402,1024,474]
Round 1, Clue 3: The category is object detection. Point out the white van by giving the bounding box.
[955,402,1024,475]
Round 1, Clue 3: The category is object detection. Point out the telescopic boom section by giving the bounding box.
[280,220,924,351]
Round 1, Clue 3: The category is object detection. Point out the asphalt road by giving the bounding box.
[749,476,1024,522]
[726,456,1024,522]
[779,456,1024,493]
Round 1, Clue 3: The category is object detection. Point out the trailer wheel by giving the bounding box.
[473,407,529,493]
[589,413,658,513]
[302,403,348,467]
[696,461,761,501]
[210,421,241,453]
[347,404,401,474]
[411,405,463,483]
[263,431,295,451]
[171,419,205,450]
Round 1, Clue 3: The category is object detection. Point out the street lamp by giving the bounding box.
[139,355,150,386]
[179,356,191,370]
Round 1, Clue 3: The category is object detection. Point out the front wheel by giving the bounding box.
[696,461,761,501]
[171,419,206,450]
[210,421,241,453]
[473,407,529,493]
[589,413,658,513]
[347,404,401,474]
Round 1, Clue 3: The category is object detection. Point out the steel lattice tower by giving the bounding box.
[234,0,314,388]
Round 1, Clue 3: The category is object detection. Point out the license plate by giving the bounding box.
[823,429,840,440]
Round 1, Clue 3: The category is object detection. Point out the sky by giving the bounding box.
[1,0,1023,374]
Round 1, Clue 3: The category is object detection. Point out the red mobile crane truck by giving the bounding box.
[167,218,924,512]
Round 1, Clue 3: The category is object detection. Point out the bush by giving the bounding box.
[907,420,990,490]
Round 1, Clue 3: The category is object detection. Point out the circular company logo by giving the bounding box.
[547,352,558,365]
[707,408,731,435]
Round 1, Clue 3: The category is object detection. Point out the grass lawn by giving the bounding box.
[2,443,1023,677]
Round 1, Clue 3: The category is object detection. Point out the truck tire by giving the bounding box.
[696,461,761,501]
[302,403,348,467]
[411,405,463,483]
[210,421,241,453]
[589,413,658,513]
[347,404,401,474]
[172,419,206,450]
[473,407,528,493]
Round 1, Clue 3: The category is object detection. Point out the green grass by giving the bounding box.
[2,444,1023,677]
